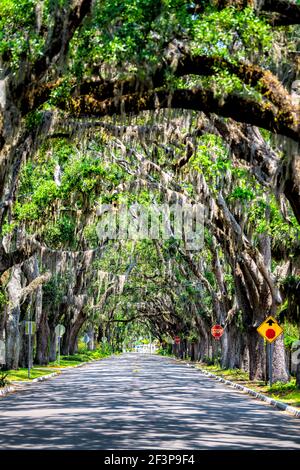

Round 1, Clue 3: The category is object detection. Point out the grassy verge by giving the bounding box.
[47,347,113,368]
[1,346,113,385]
[196,363,300,408]
[156,347,174,357]
[2,368,56,383]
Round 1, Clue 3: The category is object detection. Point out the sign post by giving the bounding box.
[268,342,274,386]
[0,340,5,365]
[211,325,224,365]
[55,324,65,365]
[25,321,36,379]
[174,336,180,345]
[257,316,283,386]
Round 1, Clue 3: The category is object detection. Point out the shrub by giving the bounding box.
[0,371,9,388]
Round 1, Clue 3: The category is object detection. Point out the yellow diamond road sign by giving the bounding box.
[257,316,283,343]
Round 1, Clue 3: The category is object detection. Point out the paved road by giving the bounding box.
[0,353,300,449]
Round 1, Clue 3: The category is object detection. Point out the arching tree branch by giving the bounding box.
[66,87,299,142]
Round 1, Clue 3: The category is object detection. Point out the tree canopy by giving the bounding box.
[0,0,299,387]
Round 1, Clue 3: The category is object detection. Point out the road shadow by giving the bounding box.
[0,354,299,449]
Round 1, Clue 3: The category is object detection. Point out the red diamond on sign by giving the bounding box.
[211,324,224,340]
[174,336,180,344]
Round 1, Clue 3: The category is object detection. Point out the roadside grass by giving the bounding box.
[197,363,300,408]
[156,347,173,357]
[4,368,57,382]
[48,347,112,368]
[1,346,113,385]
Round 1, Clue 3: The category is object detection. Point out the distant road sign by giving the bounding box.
[257,316,283,343]
[55,324,65,338]
[25,321,36,335]
[83,334,90,344]
[174,336,180,345]
[211,324,224,339]
[101,336,107,343]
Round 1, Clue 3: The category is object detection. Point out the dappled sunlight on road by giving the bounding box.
[0,354,299,449]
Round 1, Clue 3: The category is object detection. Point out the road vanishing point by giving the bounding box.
[0,354,300,449]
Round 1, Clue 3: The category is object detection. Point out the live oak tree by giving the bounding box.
[0,0,299,386]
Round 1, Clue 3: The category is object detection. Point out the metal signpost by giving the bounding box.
[174,336,180,345]
[25,321,36,379]
[257,315,283,386]
[55,324,66,365]
[174,336,180,357]
[0,340,5,365]
[211,324,224,365]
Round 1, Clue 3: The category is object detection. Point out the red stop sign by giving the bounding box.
[211,324,224,339]
[174,336,180,344]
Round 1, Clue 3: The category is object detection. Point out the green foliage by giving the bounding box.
[43,274,69,307]
[43,216,75,248]
[69,0,188,76]
[189,134,230,191]
[49,79,74,107]
[70,344,113,361]
[0,288,8,310]
[0,0,44,70]
[157,345,173,356]
[202,355,216,366]
[15,179,58,222]
[268,380,298,394]
[33,180,58,206]
[14,201,40,221]
[52,140,75,165]
[83,223,99,247]
[25,111,45,132]
[192,6,272,61]
[229,186,255,202]
[280,276,300,326]
[1,221,17,236]
[60,156,107,194]
[248,197,300,249]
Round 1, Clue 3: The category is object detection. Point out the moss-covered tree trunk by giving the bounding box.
[5,266,22,370]
[35,310,50,365]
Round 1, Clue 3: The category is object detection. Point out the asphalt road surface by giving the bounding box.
[0,353,300,449]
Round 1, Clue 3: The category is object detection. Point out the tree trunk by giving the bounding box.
[296,362,300,389]
[61,323,71,356]
[5,266,22,369]
[221,326,244,369]
[247,327,266,381]
[69,310,87,355]
[49,325,57,362]
[272,335,289,383]
[35,311,50,365]
[17,322,27,368]
[87,324,95,351]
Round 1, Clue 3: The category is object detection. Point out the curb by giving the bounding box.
[0,356,113,398]
[16,371,60,385]
[0,372,61,398]
[186,364,300,419]
[0,385,17,397]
